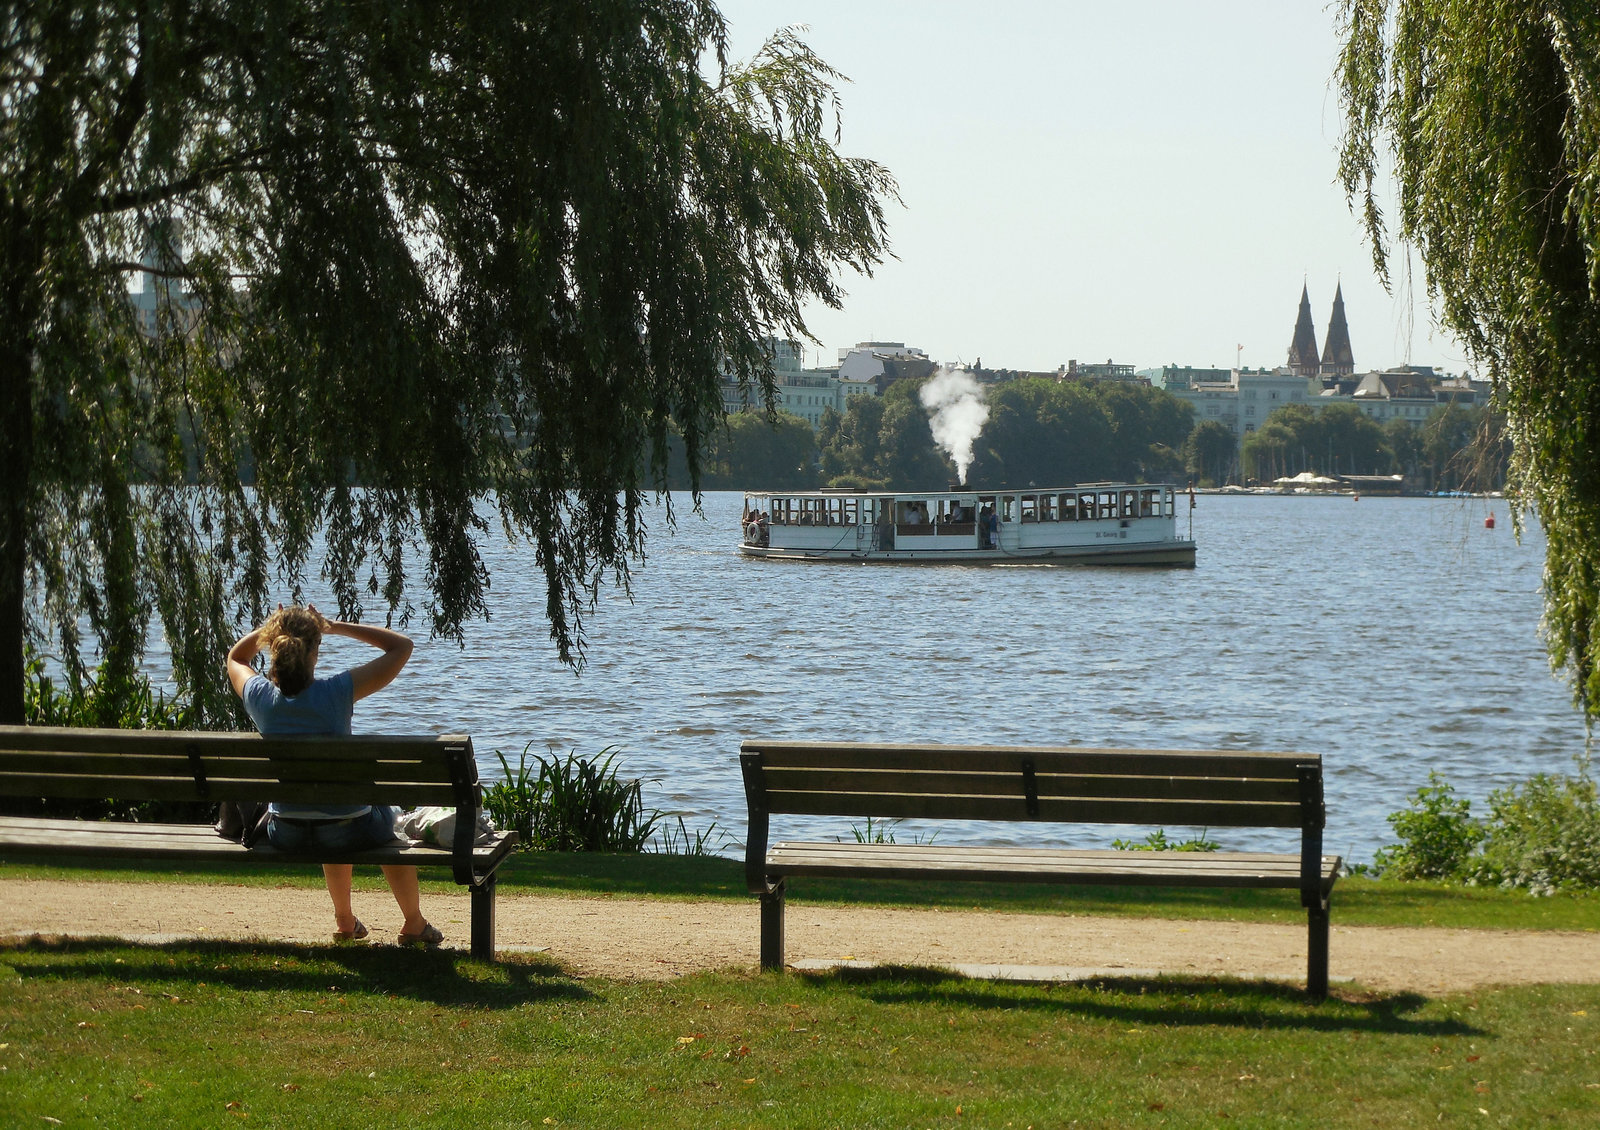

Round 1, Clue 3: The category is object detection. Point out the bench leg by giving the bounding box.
[470,874,497,962]
[1306,899,1330,1001]
[759,882,786,972]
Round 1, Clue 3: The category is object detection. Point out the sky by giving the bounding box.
[713,0,1465,377]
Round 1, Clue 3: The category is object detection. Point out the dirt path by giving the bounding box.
[5,877,1598,994]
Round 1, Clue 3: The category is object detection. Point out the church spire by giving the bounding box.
[1287,283,1320,377]
[1320,283,1355,377]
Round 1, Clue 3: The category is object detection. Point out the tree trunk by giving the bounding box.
[0,334,30,725]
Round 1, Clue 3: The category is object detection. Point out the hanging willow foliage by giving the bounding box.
[0,3,896,726]
[1337,1,1600,719]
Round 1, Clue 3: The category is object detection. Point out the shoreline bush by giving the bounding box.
[1375,768,1600,894]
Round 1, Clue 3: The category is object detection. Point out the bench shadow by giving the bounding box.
[798,964,1485,1038]
[1,936,593,1008]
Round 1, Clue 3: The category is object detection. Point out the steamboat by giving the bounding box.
[740,483,1196,565]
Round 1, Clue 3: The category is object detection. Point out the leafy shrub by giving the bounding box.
[1112,828,1220,852]
[1467,774,1600,895]
[1373,772,1483,880]
[484,744,661,853]
[25,651,194,730]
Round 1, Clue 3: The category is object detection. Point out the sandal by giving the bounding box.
[333,918,370,944]
[397,922,443,948]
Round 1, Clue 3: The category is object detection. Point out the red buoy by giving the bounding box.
[1485,511,1496,529]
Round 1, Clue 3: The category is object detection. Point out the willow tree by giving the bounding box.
[1338,2,1600,717]
[0,3,894,725]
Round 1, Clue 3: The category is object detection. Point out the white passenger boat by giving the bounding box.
[739,483,1196,565]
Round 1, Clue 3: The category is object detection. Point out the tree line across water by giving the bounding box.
[667,376,1508,493]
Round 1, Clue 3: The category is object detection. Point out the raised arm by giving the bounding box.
[327,616,414,701]
[226,627,263,697]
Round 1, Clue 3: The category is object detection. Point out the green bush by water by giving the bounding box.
[1373,772,1484,880]
[1375,769,1600,894]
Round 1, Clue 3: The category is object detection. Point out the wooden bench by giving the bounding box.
[741,740,1341,998]
[0,725,518,959]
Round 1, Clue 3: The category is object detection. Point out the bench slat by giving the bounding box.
[745,741,1317,780]
[765,842,1340,890]
[0,816,517,869]
[760,766,1304,804]
[0,725,467,755]
[761,788,1305,828]
[0,751,463,785]
[0,773,459,807]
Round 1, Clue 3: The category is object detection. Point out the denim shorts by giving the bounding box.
[266,805,398,853]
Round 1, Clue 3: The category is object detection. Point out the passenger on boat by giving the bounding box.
[979,504,998,548]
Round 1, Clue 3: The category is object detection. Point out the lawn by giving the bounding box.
[2,937,1597,1128]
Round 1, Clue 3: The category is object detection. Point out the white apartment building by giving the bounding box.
[1168,367,1317,440]
[721,338,879,430]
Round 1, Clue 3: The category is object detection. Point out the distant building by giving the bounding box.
[1167,367,1318,440]
[723,338,878,430]
[130,218,199,338]
[1320,283,1355,378]
[1287,284,1321,378]
[1062,359,1136,380]
[837,342,936,394]
[1141,364,1233,392]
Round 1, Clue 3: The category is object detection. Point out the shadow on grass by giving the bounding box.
[799,964,1485,1038]
[0,936,593,1009]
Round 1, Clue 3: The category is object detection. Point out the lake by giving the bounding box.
[300,489,1578,865]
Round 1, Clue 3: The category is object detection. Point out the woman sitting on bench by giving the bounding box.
[227,604,443,948]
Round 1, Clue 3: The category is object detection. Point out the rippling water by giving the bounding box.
[320,490,1574,864]
[133,490,1580,863]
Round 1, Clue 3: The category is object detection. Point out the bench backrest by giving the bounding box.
[741,740,1327,899]
[0,725,478,810]
[741,740,1324,829]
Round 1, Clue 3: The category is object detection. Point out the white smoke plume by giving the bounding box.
[918,367,989,484]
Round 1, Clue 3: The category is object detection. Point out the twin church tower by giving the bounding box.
[1287,283,1354,380]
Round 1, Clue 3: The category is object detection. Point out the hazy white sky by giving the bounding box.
[715,0,1465,376]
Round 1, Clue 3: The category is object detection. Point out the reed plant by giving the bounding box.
[650,815,731,856]
[484,744,662,853]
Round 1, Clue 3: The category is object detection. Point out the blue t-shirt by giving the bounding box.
[243,671,367,820]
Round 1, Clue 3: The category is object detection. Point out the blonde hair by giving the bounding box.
[258,605,330,696]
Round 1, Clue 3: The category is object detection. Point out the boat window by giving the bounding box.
[1001,496,1016,523]
[1079,493,1097,519]
[1060,493,1078,521]
[1098,492,1116,518]
[1038,495,1055,522]
[1020,495,1037,523]
[1139,489,1156,517]
[1121,491,1136,518]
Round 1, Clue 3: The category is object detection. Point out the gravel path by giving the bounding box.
[5,878,1598,994]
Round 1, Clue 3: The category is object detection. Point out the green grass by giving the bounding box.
[2,937,1598,1128]
[5,854,1600,931]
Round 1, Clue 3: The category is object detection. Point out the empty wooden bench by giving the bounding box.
[0,725,518,959]
[741,740,1341,998]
